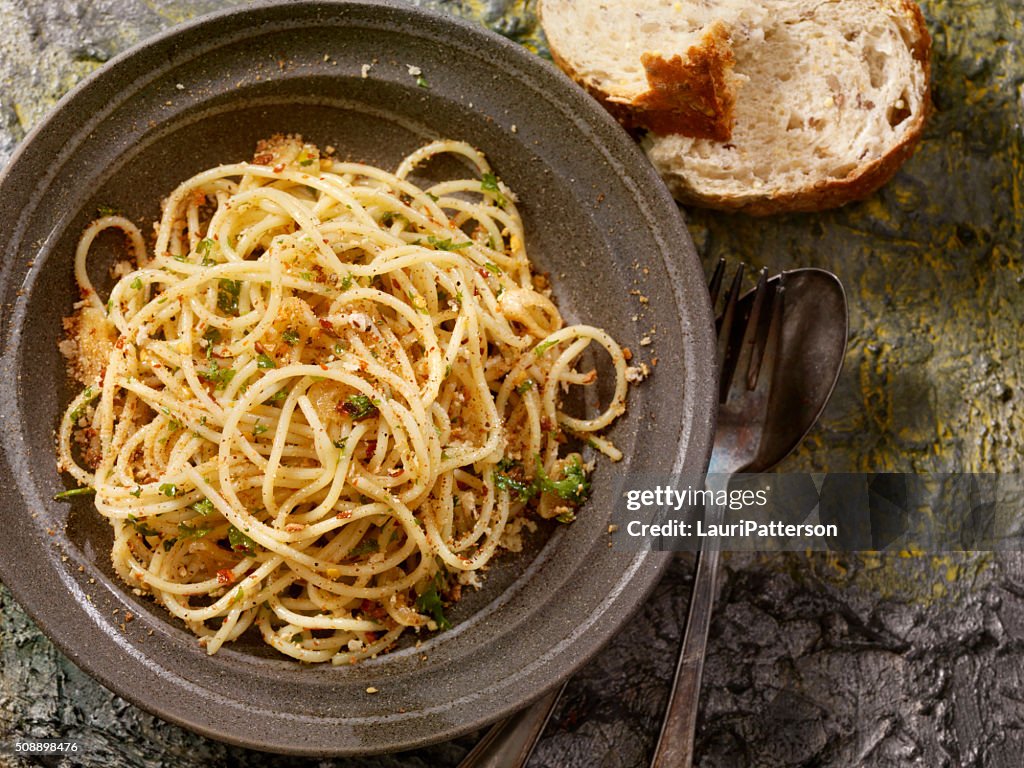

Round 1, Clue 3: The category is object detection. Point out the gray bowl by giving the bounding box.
[0,0,715,756]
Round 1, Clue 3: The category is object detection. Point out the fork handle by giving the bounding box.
[651,498,727,768]
[458,683,566,768]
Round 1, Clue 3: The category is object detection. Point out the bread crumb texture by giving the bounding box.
[643,0,931,213]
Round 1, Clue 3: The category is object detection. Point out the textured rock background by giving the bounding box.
[1,1,1022,766]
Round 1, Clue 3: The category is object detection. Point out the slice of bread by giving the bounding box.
[541,0,931,215]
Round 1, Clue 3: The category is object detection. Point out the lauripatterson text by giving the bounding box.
[625,520,839,538]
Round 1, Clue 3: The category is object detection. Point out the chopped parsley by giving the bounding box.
[483,262,502,275]
[130,277,143,290]
[492,455,591,508]
[493,458,536,503]
[202,327,221,357]
[481,173,507,207]
[252,421,269,436]
[178,521,211,540]
[282,328,300,345]
[341,394,378,420]
[190,498,215,516]
[416,74,429,89]
[96,204,121,217]
[415,572,451,630]
[256,352,276,369]
[69,387,98,422]
[427,236,471,251]
[265,388,289,404]
[349,538,379,557]
[228,525,257,556]
[159,483,178,498]
[340,274,353,290]
[196,238,218,266]
[534,338,559,357]
[127,514,160,537]
[217,279,241,315]
[516,379,535,394]
[178,524,209,540]
[199,360,235,389]
[535,454,591,506]
[130,486,143,498]
[53,486,95,501]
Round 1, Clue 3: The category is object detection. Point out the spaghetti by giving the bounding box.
[57,137,631,663]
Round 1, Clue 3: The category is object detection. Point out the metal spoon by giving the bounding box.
[651,266,848,768]
[459,267,847,768]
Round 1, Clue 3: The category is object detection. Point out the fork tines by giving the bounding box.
[708,261,786,404]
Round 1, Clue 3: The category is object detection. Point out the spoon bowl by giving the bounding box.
[709,267,848,475]
[753,268,848,471]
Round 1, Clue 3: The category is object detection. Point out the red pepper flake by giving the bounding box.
[319,318,335,334]
[364,440,377,460]
[336,510,352,520]
[216,568,234,585]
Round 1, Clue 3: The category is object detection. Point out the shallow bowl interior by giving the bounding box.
[0,0,715,755]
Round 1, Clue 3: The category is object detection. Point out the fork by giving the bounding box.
[459,261,784,768]
[650,260,785,767]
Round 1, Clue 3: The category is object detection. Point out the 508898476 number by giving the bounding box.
[12,740,80,753]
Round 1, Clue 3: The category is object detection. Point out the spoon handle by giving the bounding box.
[650,498,726,768]
[458,683,565,768]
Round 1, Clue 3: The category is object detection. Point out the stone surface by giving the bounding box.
[2,1,1024,766]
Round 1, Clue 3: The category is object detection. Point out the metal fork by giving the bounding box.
[650,260,785,768]
[459,261,784,768]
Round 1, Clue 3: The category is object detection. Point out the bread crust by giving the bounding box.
[658,0,933,215]
[540,5,736,141]
[632,22,736,142]
[662,124,924,215]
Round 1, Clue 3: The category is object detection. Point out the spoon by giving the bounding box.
[651,266,848,767]
[459,266,847,768]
